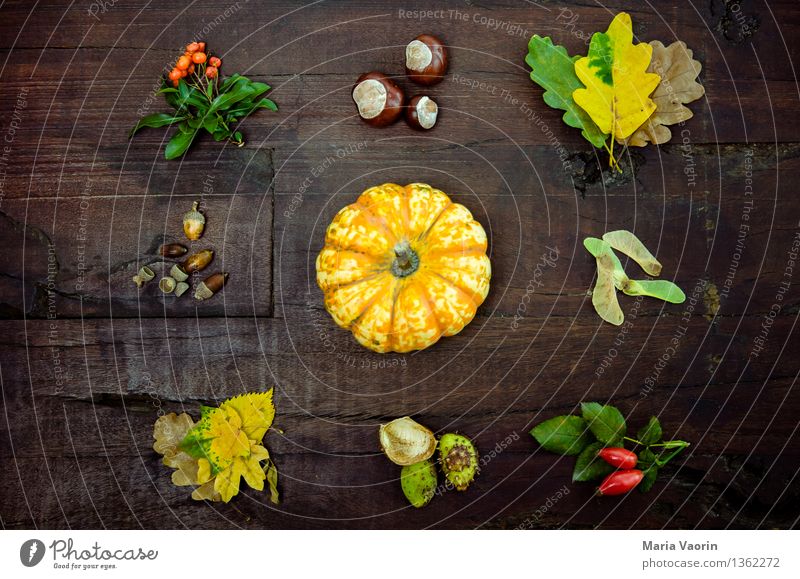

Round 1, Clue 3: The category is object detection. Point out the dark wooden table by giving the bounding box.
[1,0,798,529]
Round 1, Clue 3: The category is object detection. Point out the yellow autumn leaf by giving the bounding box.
[573,12,661,141]
[220,389,276,441]
[206,405,251,470]
[623,40,705,146]
[214,442,274,503]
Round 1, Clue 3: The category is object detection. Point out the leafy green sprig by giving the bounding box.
[130,66,277,159]
[530,403,690,492]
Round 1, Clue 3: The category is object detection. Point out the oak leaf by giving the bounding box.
[623,41,705,146]
[573,12,661,141]
[525,35,607,148]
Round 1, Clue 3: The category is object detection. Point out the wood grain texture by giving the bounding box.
[1,0,799,529]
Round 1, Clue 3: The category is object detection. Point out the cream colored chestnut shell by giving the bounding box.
[379,416,437,466]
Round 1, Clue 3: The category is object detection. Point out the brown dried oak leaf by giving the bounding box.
[622,40,705,147]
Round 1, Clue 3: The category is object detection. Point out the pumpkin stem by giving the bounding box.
[391,241,420,278]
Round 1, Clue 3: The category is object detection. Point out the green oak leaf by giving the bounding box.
[525,35,607,148]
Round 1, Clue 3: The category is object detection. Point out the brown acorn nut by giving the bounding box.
[405,34,448,86]
[195,272,228,301]
[183,201,205,240]
[171,249,214,281]
[159,243,188,258]
[405,95,438,130]
[352,72,405,127]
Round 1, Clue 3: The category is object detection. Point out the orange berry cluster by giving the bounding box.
[168,42,222,86]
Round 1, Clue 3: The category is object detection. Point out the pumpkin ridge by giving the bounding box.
[348,276,395,328]
[416,200,453,243]
[423,245,487,258]
[412,279,442,340]
[429,270,479,308]
[386,278,404,351]
[323,269,386,292]
[355,200,399,245]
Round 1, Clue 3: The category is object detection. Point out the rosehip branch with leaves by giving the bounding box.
[130,41,277,159]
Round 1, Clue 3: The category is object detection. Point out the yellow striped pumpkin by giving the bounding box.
[316,183,491,353]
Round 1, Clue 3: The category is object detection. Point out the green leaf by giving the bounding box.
[525,35,607,148]
[208,83,257,114]
[165,128,198,159]
[581,402,626,444]
[638,449,658,492]
[621,279,686,304]
[213,127,231,141]
[637,416,663,446]
[219,73,246,92]
[530,415,592,456]
[129,113,187,138]
[573,441,614,482]
[206,80,215,100]
[202,114,219,133]
[228,97,278,119]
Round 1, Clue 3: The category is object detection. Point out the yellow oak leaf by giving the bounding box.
[219,389,276,442]
[573,12,661,141]
[214,442,277,503]
[622,40,705,146]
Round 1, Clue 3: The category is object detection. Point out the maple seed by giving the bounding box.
[183,201,206,240]
[439,433,478,491]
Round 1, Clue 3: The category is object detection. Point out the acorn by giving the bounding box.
[159,243,188,258]
[405,34,448,86]
[439,433,478,491]
[405,95,438,130]
[132,265,155,288]
[171,249,214,281]
[158,276,177,294]
[195,272,228,301]
[183,201,205,240]
[352,72,405,127]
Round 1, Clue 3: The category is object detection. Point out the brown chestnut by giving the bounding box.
[405,34,448,86]
[352,72,405,127]
[405,95,438,130]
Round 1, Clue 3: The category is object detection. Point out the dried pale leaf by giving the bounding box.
[153,412,195,458]
[602,230,662,276]
[573,13,661,140]
[592,253,625,326]
[623,41,705,146]
[266,461,280,504]
[191,480,222,502]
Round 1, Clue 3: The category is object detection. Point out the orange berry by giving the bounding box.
[186,42,200,53]
[172,78,180,87]
[176,55,191,70]
[187,64,195,75]
[209,56,221,67]
[180,68,188,78]
[168,68,182,81]
[205,66,218,79]
[197,42,206,52]
[192,52,206,64]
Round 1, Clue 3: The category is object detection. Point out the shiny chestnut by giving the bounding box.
[352,72,405,127]
[405,34,448,86]
[405,95,438,130]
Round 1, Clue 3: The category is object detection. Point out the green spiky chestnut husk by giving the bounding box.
[401,459,438,508]
[438,433,478,491]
